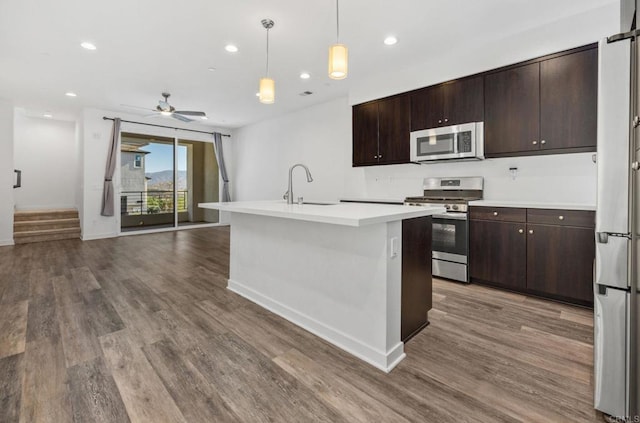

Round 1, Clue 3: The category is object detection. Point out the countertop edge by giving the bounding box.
[469,200,596,211]
[199,201,444,227]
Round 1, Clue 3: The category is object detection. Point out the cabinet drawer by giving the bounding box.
[469,207,526,223]
[526,209,595,228]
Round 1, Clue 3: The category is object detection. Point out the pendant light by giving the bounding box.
[328,0,348,79]
[259,19,275,104]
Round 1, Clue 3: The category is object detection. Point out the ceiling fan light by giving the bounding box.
[259,77,275,104]
[160,110,172,116]
[328,44,348,80]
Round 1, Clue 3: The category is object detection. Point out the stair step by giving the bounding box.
[14,227,80,237]
[14,218,80,232]
[14,209,78,221]
[14,231,81,244]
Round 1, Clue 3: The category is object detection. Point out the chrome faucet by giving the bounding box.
[284,163,313,204]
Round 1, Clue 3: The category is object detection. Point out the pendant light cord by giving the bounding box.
[266,28,270,76]
[336,0,340,43]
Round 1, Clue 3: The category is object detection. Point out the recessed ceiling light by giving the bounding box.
[201,116,208,120]
[207,67,216,72]
[65,92,77,97]
[300,72,311,80]
[225,44,238,53]
[43,112,53,118]
[80,42,97,50]
[384,36,398,46]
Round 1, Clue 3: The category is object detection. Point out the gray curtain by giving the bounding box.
[101,118,121,216]
[213,132,231,202]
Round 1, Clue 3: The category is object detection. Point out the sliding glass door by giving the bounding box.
[120,133,219,232]
[178,139,219,227]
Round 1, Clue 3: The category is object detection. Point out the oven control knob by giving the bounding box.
[452,204,459,211]
[445,205,450,210]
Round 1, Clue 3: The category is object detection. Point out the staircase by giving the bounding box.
[14,209,81,244]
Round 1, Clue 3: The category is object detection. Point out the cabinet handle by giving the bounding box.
[438,119,442,124]
[540,140,546,145]
[558,215,564,220]
[444,118,449,123]
[493,211,498,216]
[532,140,538,145]
[374,155,378,159]
[379,154,383,158]
[518,229,524,234]
[529,229,534,234]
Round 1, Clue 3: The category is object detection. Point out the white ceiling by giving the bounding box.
[0,0,616,128]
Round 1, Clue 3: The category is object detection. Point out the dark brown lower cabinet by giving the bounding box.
[401,216,432,342]
[526,224,595,306]
[469,220,527,290]
[469,207,595,306]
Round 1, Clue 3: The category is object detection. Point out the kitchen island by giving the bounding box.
[199,201,444,372]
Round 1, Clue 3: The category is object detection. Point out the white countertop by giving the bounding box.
[199,201,445,227]
[469,200,596,211]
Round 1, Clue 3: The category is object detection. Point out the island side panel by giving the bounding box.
[401,216,433,342]
[227,213,403,372]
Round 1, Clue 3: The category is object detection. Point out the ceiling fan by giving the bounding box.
[123,92,207,123]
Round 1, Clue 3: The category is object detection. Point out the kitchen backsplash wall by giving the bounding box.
[352,152,596,204]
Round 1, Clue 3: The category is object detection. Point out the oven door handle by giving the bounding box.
[432,213,467,221]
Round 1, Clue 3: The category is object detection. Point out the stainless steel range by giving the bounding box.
[404,177,484,283]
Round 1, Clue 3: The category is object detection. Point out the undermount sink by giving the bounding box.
[302,201,338,206]
[300,201,338,206]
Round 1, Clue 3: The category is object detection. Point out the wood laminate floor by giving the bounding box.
[0,227,601,422]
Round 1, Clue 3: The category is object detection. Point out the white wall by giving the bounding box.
[350,2,619,105]
[13,109,78,210]
[231,5,617,206]
[232,97,350,202]
[0,99,14,246]
[80,108,232,240]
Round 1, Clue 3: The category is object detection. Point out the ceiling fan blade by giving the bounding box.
[142,113,160,118]
[172,113,193,123]
[121,104,156,111]
[173,110,206,117]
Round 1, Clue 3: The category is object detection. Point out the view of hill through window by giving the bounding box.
[144,143,187,191]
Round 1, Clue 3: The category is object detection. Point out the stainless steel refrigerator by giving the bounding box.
[594,3,640,418]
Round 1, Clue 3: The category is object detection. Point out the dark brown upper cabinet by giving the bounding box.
[410,76,484,131]
[540,48,598,152]
[484,63,540,155]
[353,44,597,167]
[484,46,597,157]
[353,95,410,167]
[352,102,379,166]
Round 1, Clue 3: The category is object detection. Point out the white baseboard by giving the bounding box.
[81,233,117,241]
[228,278,405,373]
[0,239,15,247]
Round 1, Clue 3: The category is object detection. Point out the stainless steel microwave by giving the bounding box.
[410,122,484,162]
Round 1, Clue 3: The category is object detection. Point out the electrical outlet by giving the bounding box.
[389,237,398,258]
